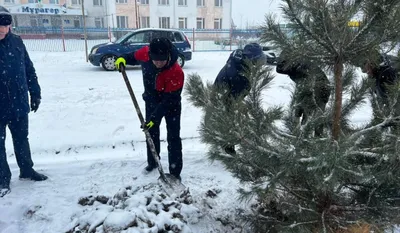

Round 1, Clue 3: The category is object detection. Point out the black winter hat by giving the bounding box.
[0,6,12,26]
[149,37,172,61]
[243,43,265,61]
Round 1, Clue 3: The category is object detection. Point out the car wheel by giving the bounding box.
[101,55,117,71]
[177,55,185,68]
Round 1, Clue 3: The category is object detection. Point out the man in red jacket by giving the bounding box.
[116,38,184,180]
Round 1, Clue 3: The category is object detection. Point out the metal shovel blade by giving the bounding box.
[158,173,187,197]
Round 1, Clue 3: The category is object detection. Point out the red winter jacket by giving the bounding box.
[134,45,184,124]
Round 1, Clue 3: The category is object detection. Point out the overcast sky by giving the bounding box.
[231,0,283,28]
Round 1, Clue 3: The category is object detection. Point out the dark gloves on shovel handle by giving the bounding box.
[115,57,126,72]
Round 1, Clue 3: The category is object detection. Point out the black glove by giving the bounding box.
[30,96,41,113]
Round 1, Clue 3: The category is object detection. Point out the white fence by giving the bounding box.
[23,39,240,52]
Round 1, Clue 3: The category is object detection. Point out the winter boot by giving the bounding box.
[19,169,48,181]
[0,182,10,198]
[143,165,158,174]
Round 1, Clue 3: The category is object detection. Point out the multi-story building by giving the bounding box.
[115,0,232,30]
[115,0,142,29]
[0,0,116,28]
[0,0,231,29]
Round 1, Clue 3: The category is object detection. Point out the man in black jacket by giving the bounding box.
[276,50,331,136]
[362,53,398,130]
[363,54,397,100]
[214,43,265,100]
[0,6,47,198]
[213,43,265,154]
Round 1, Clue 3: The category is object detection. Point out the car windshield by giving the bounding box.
[115,32,134,44]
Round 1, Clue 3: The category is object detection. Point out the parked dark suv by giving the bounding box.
[89,28,192,71]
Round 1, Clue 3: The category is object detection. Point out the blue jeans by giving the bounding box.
[0,115,34,185]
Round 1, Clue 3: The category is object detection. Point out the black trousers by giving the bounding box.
[0,115,34,185]
[145,101,183,177]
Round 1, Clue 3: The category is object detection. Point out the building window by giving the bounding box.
[49,0,60,4]
[140,16,150,28]
[116,0,127,3]
[214,18,222,29]
[117,16,128,28]
[196,17,205,29]
[93,0,102,6]
[30,16,38,27]
[197,0,205,7]
[178,17,187,29]
[140,0,149,4]
[4,0,15,3]
[178,0,187,6]
[158,0,169,5]
[71,0,81,5]
[73,19,80,28]
[215,0,222,7]
[95,18,103,28]
[28,0,38,3]
[51,16,61,27]
[159,17,170,28]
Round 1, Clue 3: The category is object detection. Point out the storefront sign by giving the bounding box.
[7,4,84,16]
[21,6,60,15]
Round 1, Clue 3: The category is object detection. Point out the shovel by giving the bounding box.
[118,64,186,196]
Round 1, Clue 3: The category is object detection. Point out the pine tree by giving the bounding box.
[262,0,400,140]
[185,0,400,232]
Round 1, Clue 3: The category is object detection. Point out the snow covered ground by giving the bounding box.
[0,51,372,233]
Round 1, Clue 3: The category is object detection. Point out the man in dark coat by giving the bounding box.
[276,51,331,136]
[115,38,184,180]
[0,6,47,197]
[362,53,398,130]
[214,43,265,100]
[213,42,266,154]
[363,54,397,100]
